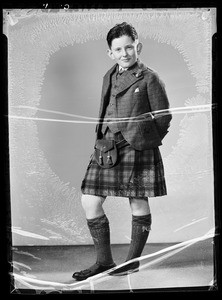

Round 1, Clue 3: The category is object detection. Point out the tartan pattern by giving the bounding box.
[81,131,167,199]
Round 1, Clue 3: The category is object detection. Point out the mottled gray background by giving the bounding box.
[6,9,215,245]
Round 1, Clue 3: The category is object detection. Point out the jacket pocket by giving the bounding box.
[131,89,147,105]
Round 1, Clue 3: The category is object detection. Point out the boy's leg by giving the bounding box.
[126,197,151,261]
[110,197,151,276]
[82,195,114,266]
[72,195,115,281]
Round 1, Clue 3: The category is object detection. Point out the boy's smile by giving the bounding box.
[107,35,142,69]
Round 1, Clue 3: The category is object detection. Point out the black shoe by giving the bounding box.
[109,261,140,276]
[72,262,116,281]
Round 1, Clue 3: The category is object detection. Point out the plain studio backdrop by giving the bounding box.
[6,8,215,246]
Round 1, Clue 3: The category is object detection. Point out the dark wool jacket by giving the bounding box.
[96,60,172,150]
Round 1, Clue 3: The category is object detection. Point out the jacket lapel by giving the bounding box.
[116,61,146,95]
[98,61,147,126]
[101,64,117,99]
[97,64,117,133]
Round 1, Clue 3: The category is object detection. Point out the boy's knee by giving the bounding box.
[129,197,150,215]
[81,194,94,210]
[81,194,105,215]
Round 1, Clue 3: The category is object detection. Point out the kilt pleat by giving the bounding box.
[81,130,167,198]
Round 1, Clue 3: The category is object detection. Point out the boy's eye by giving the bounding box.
[113,45,134,53]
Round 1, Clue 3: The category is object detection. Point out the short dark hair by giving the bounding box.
[106,22,138,49]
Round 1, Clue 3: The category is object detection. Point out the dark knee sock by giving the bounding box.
[126,214,152,262]
[87,214,114,266]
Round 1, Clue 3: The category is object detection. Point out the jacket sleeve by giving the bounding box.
[146,72,172,140]
[95,77,108,139]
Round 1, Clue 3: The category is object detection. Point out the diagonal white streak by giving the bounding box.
[11,103,215,120]
[12,105,98,120]
[8,104,215,125]
[139,241,199,271]
[85,228,215,286]
[12,228,215,290]
[12,227,49,240]
[174,217,208,232]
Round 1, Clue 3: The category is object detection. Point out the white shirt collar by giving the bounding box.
[118,65,128,73]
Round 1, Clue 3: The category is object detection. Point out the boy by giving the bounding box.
[72,22,172,280]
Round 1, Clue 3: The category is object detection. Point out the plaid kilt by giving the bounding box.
[81,130,167,199]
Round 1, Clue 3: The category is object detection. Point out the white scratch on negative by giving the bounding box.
[12,227,49,240]
[174,217,208,232]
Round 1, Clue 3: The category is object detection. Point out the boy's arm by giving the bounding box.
[146,73,172,139]
[95,77,107,139]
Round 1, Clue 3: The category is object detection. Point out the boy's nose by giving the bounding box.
[121,49,127,56]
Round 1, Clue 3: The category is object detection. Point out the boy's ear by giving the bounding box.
[137,42,143,55]
[107,49,115,60]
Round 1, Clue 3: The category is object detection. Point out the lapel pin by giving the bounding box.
[134,70,143,78]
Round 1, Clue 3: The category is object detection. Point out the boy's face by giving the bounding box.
[107,35,142,69]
